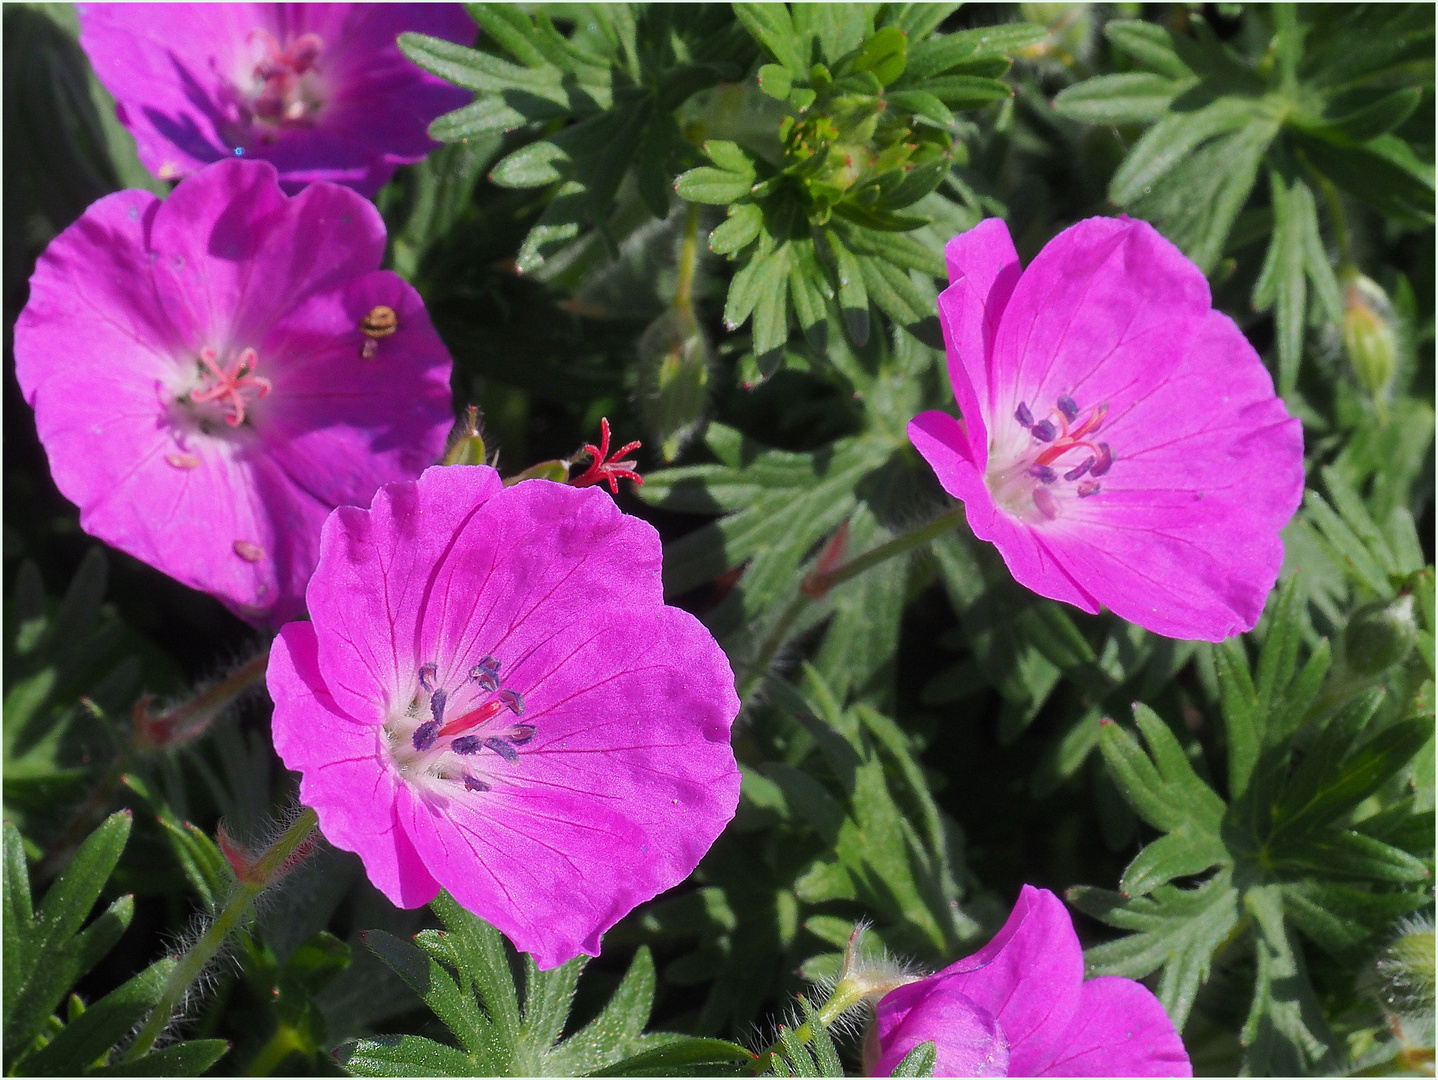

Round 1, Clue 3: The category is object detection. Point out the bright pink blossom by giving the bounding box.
[14,159,453,625]
[871,886,1191,1077]
[267,466,742,969]
[908,216,1304,641]
[77,4,474,195]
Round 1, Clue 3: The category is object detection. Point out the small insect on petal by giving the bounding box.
[358,306,397,359]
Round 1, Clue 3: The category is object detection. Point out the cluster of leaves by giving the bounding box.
[1053,5,1434,393]
[4,812,228,1076]
[3,3,1435,1078]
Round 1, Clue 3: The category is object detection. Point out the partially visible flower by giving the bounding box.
[868,886,1191,1077]
[908,216,1304,642]
[267,465,741,969]
[77,4,474,195]
[15,159,453,624]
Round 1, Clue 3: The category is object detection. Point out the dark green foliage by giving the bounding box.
[4,3,1434,1077]
[3,815,229,1076]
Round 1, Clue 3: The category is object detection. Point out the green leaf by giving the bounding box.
[1281,880,1431,960]
[733,3,808,74]
[851,26,908,86]
[887,90,954,128]
[88,1040,229,1077]
[1072,873,1241,1028]
[590,1036,753,1076]
[814,231,869,344]
[1053,72,1190,125]
[1103,20,1194,79]
[1109,97,1259,206]
[337,1034,481,1078]
[432,894,524,1047]
[362,930,495,1065]
[890,1040,937,1077]
[5,812,133,1064]
[1294,131,1436,227]
[675,166,754,205]
[751,246,795,357]
[523,955,585,1055]
[1120,830,1229,899]
[1241,886,1335,1075]
[544,948,655,1075]
[922,75,1012,109]
[19,959,174,1077]
[758,63,793,100]
[489,140,569,188]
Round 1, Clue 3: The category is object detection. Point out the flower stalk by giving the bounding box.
[125,807,320,1061]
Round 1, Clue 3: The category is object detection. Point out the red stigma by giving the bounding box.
[569,417,643,494]
[190,347,271,426]
[437,699,503,739]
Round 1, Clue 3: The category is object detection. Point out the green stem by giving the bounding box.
[674,201,701,307]
[244,1022,307,1076]
[806,507,966,596]
[1317,176,1353,269]
[747,980,865,1074]
[139,646,271,749]
[738,507,966,702]
[125,808,319,1061]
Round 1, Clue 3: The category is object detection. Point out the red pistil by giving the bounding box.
[437,699,503,739]
[569,417,643,494]
[1032,401,1108,468]
[190,347,272,426]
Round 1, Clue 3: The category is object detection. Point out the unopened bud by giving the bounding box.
[1345,593,1419,675]
[443,406,488,467]
[1342,272,1398,399]
[834,922,923,1004]
[504,460,570,486]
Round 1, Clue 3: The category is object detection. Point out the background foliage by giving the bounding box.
[4,3,1433,1076]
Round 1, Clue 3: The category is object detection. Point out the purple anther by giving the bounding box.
[499,688,525,717]
[484,737,520,764]
[470,666,499,693]
[1064,456,1094,482]
[505,723,536,745]
[1031,419,1057,442]
[429,688,447,724]
[1090,443,1113,477]
[1078,481,1102,498]
[1014,402,1034,428]
[463,775,490,793]
[418,662,438,692]
[1057,395,1079,422]
[1028,464,1057,484]
[451,735,482,755]
[412,720,440,751]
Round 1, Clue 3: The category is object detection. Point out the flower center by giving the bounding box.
[243,30,325,130]
[384,655,533,794]
[184,346,272,428]
[987,393,1113,523]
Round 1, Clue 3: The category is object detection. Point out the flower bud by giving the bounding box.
[442,406,487,467]
[1345,592,1418,675]
[1342,272,1398,399]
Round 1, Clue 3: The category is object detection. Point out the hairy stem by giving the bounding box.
[748,979,865,1074]
[126,808,319,1061]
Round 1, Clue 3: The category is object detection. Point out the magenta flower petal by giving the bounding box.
[269,621,441,907]
[270,465,742,968]
[14,159,453,624]
[77,4,474,195]
[872,887,1190,1077]
[873,977,1009,1077]
[1035,977,1193,1077]
[935,885,1084,1075]
[909,216,1304,641]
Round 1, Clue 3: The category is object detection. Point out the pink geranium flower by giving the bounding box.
[77,4,474,195]
[870,886,1191,1077]
[908,217,1304,641]
[267,466,742,969]
[14,158,453,624]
